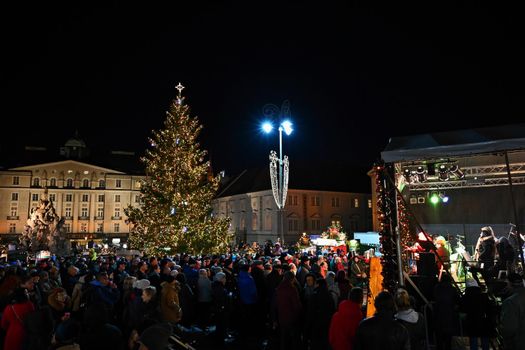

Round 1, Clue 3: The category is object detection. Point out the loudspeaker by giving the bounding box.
[417,252,437,277]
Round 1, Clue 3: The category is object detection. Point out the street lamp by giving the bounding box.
[261,100,293,244]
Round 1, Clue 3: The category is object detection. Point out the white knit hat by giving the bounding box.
[133,279,151,290]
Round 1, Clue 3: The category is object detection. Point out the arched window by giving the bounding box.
[264,213,272,231]
[240,216,246,230]
[49,178,57,187]
[252,213,258,231]
[66,178,73,188]
[33,178,40,187]
[82,179,90,188]
[99,179,105,188]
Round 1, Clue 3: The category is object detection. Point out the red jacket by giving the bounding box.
[275,280,302,327]
[1,301,35,350]
[329,300,363,350]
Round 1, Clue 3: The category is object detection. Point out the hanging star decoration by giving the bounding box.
[175,82,185,105]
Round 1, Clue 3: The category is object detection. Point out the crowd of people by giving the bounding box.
[0,238,523,350]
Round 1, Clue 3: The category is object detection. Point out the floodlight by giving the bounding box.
[449,164,465,179]
[430,193,440,204]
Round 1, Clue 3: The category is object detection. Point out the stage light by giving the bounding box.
[430,193,440,204]
[403,168,411,182]
[438,164,449,181]
[439,192,449,203]
[416,166,427,182]
[449,164,465,179]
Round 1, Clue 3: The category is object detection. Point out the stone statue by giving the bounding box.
[20,188,70,255]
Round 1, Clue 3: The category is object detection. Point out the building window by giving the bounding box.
[114,207,121,218]
[114,223,120,233]
[10,206,18,217]
[49,194,56,202]
[49,178,57,187]
[81,207,88,217]
[311,219,321,230]
[264,214,272,231]
[64,223,71,233]
[11,193,19,201]
[116,179,122,188]
[9,223,16,233]
[97,207,104,217]
[96,223,103,233]
[65,194,73,202]
[65,207,72,217]
[331,197,340,207]
[288,219,298,231]
[80,223,87,233]
[98,194,104,202]
[135,195,140,203]
[240,216,245,230]
[98,179,105,188]
[66,178,73,187]
[33,178,40,187]
[82,179,90,188]
[287,195,298,206]
[251,213,258,231]
[82,194,89,202]
[354,198,359,208]
[311,196,320,206]
[115,195,121,203]
[12,176,19,185]
[32,194,39,201]
[368,199,372,209]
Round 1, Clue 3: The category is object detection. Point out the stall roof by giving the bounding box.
[381,123,525,163]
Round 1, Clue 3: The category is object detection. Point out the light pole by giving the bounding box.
[261,101,293,244]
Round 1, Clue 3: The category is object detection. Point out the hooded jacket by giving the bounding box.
[329,300,363,350]
[395,309,426,350]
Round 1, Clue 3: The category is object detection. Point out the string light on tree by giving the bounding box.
[125,83,231,255]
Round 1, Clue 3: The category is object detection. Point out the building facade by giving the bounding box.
[213,188,372,244]
[0,160,144,244]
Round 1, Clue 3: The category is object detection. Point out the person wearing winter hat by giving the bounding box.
[138,322,173,350]
[133,279,151,290]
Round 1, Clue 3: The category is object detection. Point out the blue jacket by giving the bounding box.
[237,270,257,305]
[88,280,120,306]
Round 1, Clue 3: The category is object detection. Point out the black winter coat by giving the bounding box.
[355,312,411,350]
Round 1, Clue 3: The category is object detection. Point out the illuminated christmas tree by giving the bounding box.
[125,83,231,256]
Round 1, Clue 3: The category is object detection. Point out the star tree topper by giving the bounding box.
[175,82,185,105]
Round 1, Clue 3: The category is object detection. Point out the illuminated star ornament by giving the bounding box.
[175,82,185,105]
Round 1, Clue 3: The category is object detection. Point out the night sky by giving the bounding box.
[2,3,524,177]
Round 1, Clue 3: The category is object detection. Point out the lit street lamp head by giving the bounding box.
[261,121,274,134]
[281,120,293,135]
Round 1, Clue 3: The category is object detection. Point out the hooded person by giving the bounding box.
[394,289,425,350]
